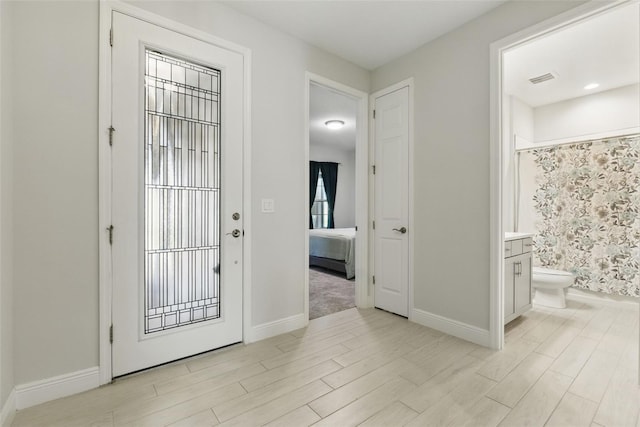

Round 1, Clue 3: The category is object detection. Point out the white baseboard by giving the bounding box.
[15,367,100,410]
[567,288,639,309]
[1,389,15,427]
[247,313,307,343]
[411,308,490,347]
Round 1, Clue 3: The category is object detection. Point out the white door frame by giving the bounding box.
[304,73,371,314]
[369,79,415,319]
[488,0,633,350]
[98,0,252,385]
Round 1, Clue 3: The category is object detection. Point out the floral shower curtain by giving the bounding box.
[529,134,640,297]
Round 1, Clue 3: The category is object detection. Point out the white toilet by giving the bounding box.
[532,267,575,308]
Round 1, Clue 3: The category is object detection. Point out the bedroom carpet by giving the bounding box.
[309,267,355,320]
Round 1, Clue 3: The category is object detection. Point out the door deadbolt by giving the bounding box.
[232,212,240,220]
[227,229,241,238]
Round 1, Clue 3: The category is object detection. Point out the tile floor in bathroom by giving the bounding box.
[10,298,640,426]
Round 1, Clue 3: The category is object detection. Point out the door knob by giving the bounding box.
[392,227,407,234]
[226,229,241,238]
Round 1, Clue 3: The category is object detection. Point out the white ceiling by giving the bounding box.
[227,1,639,126]
[310,83,358,150]
[222,1,506,70]
[504,3,640,107]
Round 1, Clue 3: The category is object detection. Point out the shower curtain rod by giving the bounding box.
[514,129,640,153]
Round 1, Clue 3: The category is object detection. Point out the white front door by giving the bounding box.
[111,12,244,377]
[374,86,409,317]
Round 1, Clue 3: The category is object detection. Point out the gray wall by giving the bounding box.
[11,1,100,385]
[1,0,14,409]
[310,144,356,228]
[5,0,369,387]
[370,0,584,330]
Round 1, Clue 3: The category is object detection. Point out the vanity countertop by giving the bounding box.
[505,232,534,241]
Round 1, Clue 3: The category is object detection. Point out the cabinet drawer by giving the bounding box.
[522,238,533,253]
[511,239,523,256]
[504,241,512,258]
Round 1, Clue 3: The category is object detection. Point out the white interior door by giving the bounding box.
[374,86,409,317]
[111,12,244,377]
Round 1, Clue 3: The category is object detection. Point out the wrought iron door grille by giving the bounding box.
[144,50,222,333]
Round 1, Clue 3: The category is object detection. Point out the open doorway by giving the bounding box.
[491,0,639,349]
[491,0,640,403]
[305,74,369,320]
[308,82,357,319]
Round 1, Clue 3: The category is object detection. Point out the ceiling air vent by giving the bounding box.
[529,72,557,84]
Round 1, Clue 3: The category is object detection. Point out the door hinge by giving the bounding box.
[373,109,376,119]
[373,275,376,285]
[107,225,114,245]
[373,220,376,230]
[372,165,376,175]
[109,325,113,343]
[108,126,115,146]
[109,28,113,47]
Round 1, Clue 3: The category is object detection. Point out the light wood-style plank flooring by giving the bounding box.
[12,299,639,426]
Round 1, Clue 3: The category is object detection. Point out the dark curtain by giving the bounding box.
[309,161,321,228]
[319,162,339,229]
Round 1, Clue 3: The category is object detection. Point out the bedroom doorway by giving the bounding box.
[305,73,369,320]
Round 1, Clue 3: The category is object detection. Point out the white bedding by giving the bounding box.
[309,227,356,279]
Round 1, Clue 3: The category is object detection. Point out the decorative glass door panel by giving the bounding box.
[144,51,221,333]
[111,11,243,377]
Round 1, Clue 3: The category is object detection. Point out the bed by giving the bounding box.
[309,227,356,279]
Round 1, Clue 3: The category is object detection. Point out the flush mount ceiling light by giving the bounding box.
[325,120,345,130]
[584,83,599,90]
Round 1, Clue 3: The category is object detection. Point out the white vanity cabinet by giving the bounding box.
[504,233,533,324]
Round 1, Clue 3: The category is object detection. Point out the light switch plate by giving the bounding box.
[261,198,275,213]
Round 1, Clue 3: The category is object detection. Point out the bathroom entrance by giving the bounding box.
[491,1,640,352]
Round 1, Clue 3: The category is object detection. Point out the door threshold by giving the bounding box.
[112,341,243,381]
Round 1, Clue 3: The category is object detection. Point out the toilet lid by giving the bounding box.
[532,267,573,277]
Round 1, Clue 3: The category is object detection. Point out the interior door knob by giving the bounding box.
[392,227,407,234]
